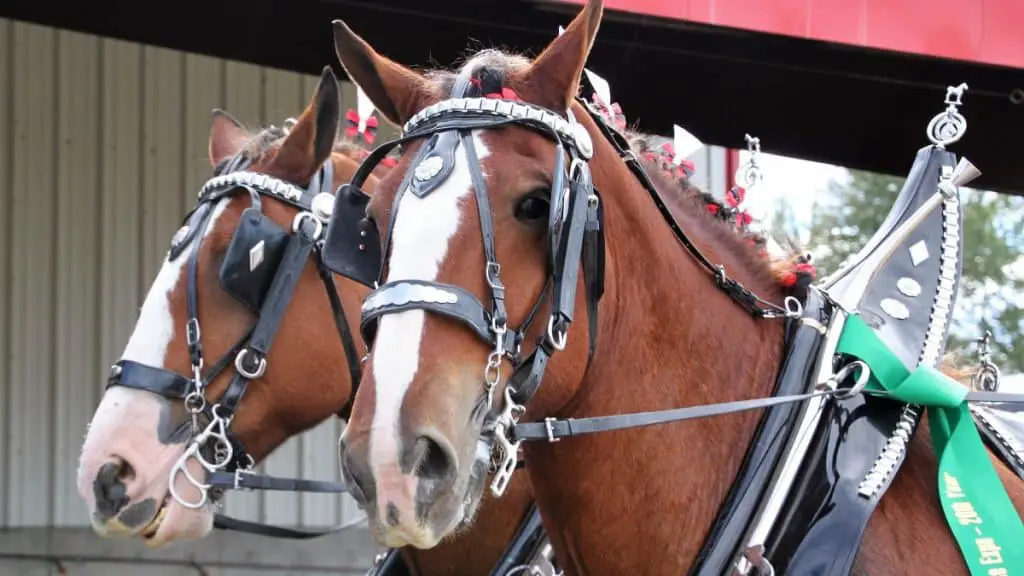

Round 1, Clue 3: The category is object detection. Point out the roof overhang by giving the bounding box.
[4,0,1021,194]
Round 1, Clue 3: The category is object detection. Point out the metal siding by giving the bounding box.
[53,29,102,527]
[8,20,58,528]
[0,18,364,532]
[0,18,11,529]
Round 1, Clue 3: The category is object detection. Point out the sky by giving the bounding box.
[735,149,845,231]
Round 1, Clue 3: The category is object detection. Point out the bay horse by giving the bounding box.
[73,65,542,576]
[328,0,1024,573]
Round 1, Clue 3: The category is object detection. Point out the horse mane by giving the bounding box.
[220,122,372,171]
[624,132,813,293]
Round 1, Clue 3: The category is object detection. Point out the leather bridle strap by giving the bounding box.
[513,384,1024,442]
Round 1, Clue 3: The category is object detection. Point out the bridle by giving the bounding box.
[323,70,797,497]
[105,134,365,538]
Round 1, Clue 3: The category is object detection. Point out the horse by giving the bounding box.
[327,0,1024,573]
[72,65,547,576]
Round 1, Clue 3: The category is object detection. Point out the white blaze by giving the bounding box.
[89,199,231,438]
[368,131,490,527]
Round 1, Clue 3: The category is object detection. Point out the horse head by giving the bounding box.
[330,0,611,549]
[76,67,374,547]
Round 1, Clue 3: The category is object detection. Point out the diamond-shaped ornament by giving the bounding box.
[249,240,265,272]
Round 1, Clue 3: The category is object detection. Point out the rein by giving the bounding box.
[105,149,363,539]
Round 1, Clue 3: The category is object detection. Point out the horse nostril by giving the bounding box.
[341,450,373,506]
[93,458,134,519]
[408,434,455,482]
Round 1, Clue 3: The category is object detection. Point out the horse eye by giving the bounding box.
[514,194,549,222]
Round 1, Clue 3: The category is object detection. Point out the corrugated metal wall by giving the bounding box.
[0,17,388,533]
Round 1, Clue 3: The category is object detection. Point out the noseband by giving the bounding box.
[105,143,365,538]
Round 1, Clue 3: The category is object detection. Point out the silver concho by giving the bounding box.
[311,192,334,221]
[879,298,910,320]
[897,277,922,297]
[171,225,190,248]
[414,156,444,182]
[571,122,594,160]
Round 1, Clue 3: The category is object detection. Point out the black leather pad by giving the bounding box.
[219,207,290,313]
[321,184,382,288]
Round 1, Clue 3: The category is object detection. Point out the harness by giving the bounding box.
[322,69,803,500]
[326,76,1024,576]
[105,147,365,539]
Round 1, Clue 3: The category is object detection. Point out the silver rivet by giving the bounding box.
[414,156,444,181]
[880,298,910,320]
[897,277,921,297]
[909,241,930,266]
[358,244,365,251]
[360,230,367,238]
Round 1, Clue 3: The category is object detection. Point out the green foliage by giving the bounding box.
[771,168,1024,374]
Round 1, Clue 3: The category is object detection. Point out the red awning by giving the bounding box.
[557,0,1024,69]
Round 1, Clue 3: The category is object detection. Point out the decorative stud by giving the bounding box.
[572,122,594,159]
[880,298,910,320]
[249,240,265,272]
[172,225,190,247]
[897,277,922,297]
[414,156,444,181]
[909,241,930,266]
[311,192,334,221]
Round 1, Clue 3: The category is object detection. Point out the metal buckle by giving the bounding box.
[546,316,568,351]
[233,469,250,490]
[292,210,324,240]
[544,417,560,443]
[234,348,268,379]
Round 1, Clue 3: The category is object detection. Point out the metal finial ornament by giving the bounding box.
[926,83,968,147]
[971,330,1001,392]
[735,133,764,189]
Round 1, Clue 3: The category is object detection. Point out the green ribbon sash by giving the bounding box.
[836,314,1024,575]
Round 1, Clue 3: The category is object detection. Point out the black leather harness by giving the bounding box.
[106,149,364,539]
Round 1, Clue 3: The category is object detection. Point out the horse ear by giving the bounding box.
[332,19,430,126]
[208,109,249,167]
[269,66,341,182]
[526,0,604,111]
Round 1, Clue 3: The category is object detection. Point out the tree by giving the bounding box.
[773,169,1024,374]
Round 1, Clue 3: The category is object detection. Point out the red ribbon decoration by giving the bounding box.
[344,108,379,145]
[656,142,696,179]
[484,87,520,100]
[590,93,626,131]
[724,185,754,231]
